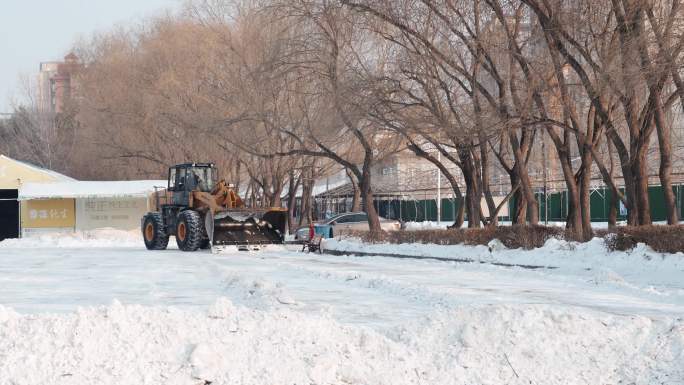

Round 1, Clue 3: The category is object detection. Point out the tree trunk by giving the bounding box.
[465,185,481,228]
[514,191,527,224]
[304,181,314,224]
[508,130,538,224]
[509,173,527,224]
[286,172,301,234]
[346,168,361,212]
[578,161,593,241]
[617,158,637,228]
[632,143,652,225]
[271,184,283,208]
[608,189,618,228]
[522,169,539,226]
[460,148,481,228]
[452,199,465,229]
[473,81,496,226]
[477,136,497,226]
[652,91,678,224]
[558,154,582,238]
[233,159,241,195]
[298,171,315,226]
[590,137,624,229]
[578,109,600,241]
[351,186,361,212]
[360,170,381,234]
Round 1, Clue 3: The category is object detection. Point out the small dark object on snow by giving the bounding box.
[302,234,323,253]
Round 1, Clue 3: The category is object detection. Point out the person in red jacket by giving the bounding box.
[308,222,315,240]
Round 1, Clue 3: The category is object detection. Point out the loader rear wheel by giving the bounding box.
[142,213,169,250]
[176,210,203,251]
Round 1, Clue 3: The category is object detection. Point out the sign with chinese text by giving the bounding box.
[76,197,149,230]
[22,199,75,228]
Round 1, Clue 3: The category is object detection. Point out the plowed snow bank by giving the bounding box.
[0,229,141,248]
[324,237,684,292]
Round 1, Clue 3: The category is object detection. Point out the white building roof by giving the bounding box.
[0,154,75,189]
[312,175,348,196]
[10,157,76,182]
[19,180,166,200]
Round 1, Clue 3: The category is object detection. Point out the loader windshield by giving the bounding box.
[189,166,216,192]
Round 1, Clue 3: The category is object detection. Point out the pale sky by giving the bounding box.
[0,0,180,112]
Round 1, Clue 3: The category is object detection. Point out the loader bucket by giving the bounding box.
[206,209,287,247]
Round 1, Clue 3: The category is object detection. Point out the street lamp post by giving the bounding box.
[542,136,548,225]
[437,149,441,223]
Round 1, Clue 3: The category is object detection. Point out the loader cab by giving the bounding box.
[168,163,217,205]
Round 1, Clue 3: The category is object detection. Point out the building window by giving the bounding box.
[381,167,395,175]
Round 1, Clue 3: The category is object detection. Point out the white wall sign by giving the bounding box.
[76,197,149,231]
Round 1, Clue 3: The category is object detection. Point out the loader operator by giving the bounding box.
[192,171,206,191]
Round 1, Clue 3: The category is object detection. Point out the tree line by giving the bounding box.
[2,0,683,239]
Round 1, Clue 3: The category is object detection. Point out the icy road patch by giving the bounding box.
[0,231,683,384]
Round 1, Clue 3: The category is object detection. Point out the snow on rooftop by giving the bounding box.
[277,168,349,198]
[312,176,348,196]
[19,180,167,200]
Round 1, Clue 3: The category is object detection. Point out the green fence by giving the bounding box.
[375,198,461,222]
[376,184,684,223]
[511,184,684,222]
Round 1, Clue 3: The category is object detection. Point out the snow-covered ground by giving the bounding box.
[0,230,683,384]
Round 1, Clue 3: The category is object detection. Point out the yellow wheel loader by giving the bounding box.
[141,163,287,251]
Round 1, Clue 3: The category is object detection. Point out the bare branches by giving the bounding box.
[6,0,683,228]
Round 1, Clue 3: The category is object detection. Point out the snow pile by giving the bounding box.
[0,228,142,249]
[403,221,450,230]
[0,299,681,385]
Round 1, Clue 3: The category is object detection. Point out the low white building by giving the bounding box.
[0,154,75,240]
[18,180,166,235]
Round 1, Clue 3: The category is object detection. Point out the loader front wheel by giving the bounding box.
[176,210,203,251]
[142,212,169,250]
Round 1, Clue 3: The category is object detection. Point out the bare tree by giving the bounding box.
[231,0,405,233]
[1,76,77,174]
[20,0,683,233]
[522,0,683,226]
[343,0,542,226]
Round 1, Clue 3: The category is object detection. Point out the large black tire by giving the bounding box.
[175,210,203,251]
[142,212,169,250]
